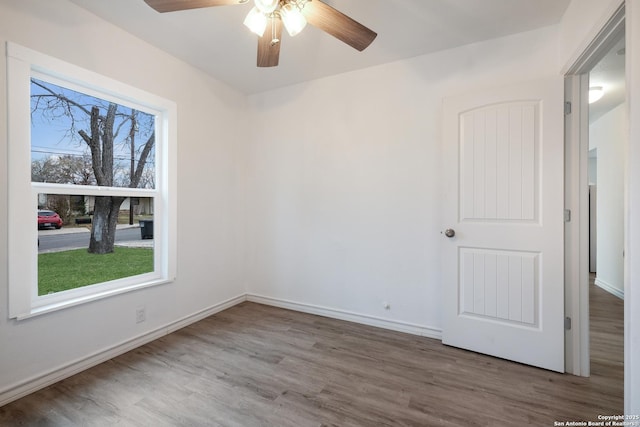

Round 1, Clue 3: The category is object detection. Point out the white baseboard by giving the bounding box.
[0,293,442,407]
[246,293,442,340]
[0,293,247,407]
[595,278,624,299]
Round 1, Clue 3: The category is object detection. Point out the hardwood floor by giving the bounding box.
[590,274,624,394]
[0,293,623,426]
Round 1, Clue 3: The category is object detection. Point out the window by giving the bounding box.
[7,42,177,319]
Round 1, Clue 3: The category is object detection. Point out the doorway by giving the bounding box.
[564,4,625,385]
[588,33,626,300]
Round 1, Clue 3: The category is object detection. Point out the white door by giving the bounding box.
[442,78,565,372]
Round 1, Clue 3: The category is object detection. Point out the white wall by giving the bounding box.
[244,26,560,332]
[0,0,247,399]
[591,103,626,297]
[1,0,639,416]
[589,154,597,275]
[589,155,597,184]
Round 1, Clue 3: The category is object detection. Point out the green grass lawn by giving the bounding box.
[38,247,153,295]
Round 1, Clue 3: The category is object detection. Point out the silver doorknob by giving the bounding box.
[444,228,455,238]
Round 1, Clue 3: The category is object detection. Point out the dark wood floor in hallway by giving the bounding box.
[0,288,623,426]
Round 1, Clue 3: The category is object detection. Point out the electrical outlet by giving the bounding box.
[136,306,146,323]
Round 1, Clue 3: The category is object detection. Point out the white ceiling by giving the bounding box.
[589,34,626,124]
[69,0,571,94]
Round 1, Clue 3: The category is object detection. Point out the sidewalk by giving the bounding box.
[38,223,140,236]
[116,239,153,249]
[112,224,154,249]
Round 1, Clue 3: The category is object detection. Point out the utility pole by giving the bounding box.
[129,111,137,225]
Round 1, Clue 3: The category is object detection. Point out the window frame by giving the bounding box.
[7,42,177,320]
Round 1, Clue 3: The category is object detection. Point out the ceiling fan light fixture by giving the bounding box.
[280,3,307,37]
[589,86,604,104]
[143,0,376,68]
[244,7,268,36]
[254,0,278,14]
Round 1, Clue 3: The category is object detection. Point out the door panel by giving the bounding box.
[461,102,538,222]
[442,78,564,372]
[460,248,538,325]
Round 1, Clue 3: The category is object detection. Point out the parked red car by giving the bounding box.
[38,210,63,229]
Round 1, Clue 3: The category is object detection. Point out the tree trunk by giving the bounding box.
[32,82,156,255]
[88,196,125,254]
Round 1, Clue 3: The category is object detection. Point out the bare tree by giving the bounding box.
[32,154,95,185]
[31,78,155,254]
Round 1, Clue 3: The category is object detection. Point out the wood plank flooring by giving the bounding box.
[589,274,624,393]
[0,287,623,426]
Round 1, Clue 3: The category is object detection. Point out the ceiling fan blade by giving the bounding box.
[144,0,247,13]
[257,18,283,67]
[302,0,377,51]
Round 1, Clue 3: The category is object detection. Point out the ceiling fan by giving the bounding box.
[143,0,377,67]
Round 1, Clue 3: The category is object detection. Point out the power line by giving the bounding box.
[31,149,155,165]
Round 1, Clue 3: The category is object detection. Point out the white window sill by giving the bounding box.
[16,278,175,321]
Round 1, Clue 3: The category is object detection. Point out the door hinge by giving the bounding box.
[564,209,571,222]
[565,317,572,330]
[565,101,572,115]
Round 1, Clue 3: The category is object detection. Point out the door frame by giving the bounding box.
[563,3,625,377]
[565,0,640,414]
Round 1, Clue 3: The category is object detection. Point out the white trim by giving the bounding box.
[246,293,442,340]
[0,293,444,407]
[564,74,591,377]
[31,183,157,197]
[0,294,247,407]
[594,278,624,299]
[561,0,625,75]
[20,277,172,320]
[6,42,178,319]
[626,3,640,415]
[563,3,626,378]
[8,42,172,114]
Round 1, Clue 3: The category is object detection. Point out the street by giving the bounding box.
[38,227,147,253]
